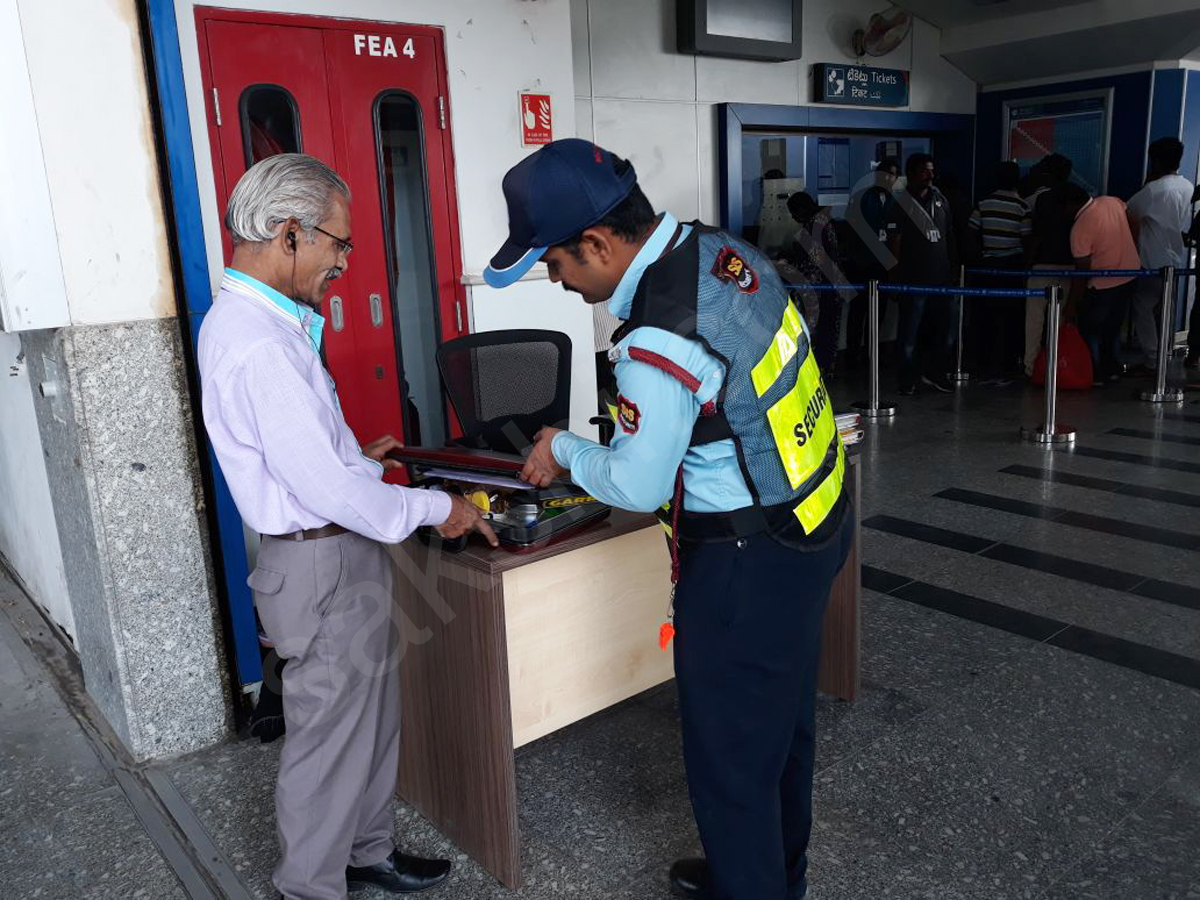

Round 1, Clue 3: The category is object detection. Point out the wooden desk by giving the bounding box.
[387,455,860,888]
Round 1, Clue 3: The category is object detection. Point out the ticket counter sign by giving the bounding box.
[813,64,909,108]
[520,92,553,147]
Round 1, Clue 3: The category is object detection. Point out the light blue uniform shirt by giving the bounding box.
[551,214,754,514]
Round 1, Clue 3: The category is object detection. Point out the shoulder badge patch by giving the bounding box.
[617,394,641,434]
[712,247,759,293]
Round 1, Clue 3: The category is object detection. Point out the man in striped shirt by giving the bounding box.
[968,162,1032,383]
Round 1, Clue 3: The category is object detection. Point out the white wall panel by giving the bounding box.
[0,0,69,332]
[576,97,595,141]
[696,104,720,224]
[587,0,696,102]
[0,333,74,639]
[695,56,801,105]
[908,17,977,115]
[570,0,591,97]
[20,0,175,325]
[594,99,701,222]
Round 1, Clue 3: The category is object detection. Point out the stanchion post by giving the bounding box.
[853,279,897,420]
[1139,265,1184,403]
[951,263,969,383]
[1021,285,1076,444]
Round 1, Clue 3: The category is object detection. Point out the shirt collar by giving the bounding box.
[222,267,326,350]
[607,212,682,320]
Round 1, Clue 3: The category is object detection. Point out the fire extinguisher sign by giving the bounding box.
[519,92,553,147]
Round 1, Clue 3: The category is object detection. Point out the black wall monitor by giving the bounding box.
[678,0,803,61]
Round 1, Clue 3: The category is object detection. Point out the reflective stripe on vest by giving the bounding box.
[751,299,844,533]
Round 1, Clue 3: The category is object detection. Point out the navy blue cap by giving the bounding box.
[484,139,638,288]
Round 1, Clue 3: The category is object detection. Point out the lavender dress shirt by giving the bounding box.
[197,269,451,543]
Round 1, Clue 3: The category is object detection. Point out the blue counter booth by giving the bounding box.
[718,103,976,239]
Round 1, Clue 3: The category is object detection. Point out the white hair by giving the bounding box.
[225,153,350,245]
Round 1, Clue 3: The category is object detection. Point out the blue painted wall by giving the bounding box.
[1182,71,1200,185]
[976,71,1153,201]
[145,0,261,687]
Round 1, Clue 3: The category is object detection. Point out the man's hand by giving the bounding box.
[435,494,499,547]
[362,434,405,471]
[520,427,568,488]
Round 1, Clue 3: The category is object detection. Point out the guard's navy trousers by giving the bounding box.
[673,511,853,900]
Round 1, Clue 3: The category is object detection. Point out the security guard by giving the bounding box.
[485,140,853,900]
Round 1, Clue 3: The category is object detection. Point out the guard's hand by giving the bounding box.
[435,494,499,547]
[520,427,567,488]
[362,434,404,471]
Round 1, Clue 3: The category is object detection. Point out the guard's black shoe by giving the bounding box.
[669,858,810,899]
[346,849,451,894]
[898,379,918,396]
[669,857,709,898]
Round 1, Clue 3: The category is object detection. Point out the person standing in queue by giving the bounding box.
[485,139,853,900]
[198,154,496,900]
[886,153,959,395]
[844,157,899,368]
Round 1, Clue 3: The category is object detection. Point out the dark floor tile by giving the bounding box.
[1132,577,1200,612]
[1116,481,1200,509]
[1071,445,1200,475]
[1054,509,1200,551]
[999,463,1125,493]
[939,486,1200,550]
[1108,426,1200,447]
[934,487,1061,520]
[1047,626,1200,691]
[978,542,1145,592]
[861,565,913,594]
[1159,411,1200,425]
[862,514,996,553]
[889,578,1067,642]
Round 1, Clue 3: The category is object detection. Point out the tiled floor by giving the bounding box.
[4,362,1200,899]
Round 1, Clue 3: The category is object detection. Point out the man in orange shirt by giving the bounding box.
[1064,184,1141,385]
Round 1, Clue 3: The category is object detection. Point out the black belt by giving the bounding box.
[267,524,348,542]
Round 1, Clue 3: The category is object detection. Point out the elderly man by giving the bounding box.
[198,153,495,900]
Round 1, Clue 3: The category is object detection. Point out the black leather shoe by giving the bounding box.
[668,857,811,899]
[669,857,709,898]
[346,849,451,894]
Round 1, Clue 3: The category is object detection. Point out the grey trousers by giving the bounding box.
[249,532,401,900]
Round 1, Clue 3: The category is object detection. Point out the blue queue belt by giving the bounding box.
[966,267,1199,278]
[784,282,1045,298]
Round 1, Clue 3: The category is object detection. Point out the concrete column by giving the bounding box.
[21,318,230,759]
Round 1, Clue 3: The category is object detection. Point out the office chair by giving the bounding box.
[435,329,572,456]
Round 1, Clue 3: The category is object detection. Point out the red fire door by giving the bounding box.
[196,8,468,455]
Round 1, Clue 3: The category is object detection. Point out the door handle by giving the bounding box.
[369,293,384,328]
[329,296,345,332]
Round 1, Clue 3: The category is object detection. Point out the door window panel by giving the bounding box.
[239,84,301,166]
[375,92,444,445]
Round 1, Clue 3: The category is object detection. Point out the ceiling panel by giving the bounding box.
[897,0,1096,29]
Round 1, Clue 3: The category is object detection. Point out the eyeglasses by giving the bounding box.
[313,225,353,257]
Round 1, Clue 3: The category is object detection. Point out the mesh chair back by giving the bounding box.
[436,330,572,455]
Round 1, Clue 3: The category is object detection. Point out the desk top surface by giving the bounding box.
[437,509,659,576]
[432,451,859,577]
